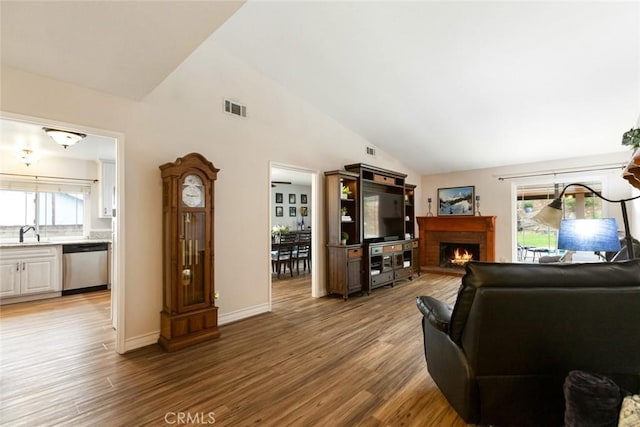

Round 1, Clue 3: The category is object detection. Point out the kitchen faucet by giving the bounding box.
[19,225,40,243]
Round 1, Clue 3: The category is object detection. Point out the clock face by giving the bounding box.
[182,174,204,208]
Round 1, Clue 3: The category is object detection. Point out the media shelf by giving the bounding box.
[325,164,419,300]
[367,239,419,291]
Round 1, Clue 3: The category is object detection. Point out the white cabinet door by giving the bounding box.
[21,257,58,294]
[99,159,116,218]
[0,246,62,299]
[0,259,21,298]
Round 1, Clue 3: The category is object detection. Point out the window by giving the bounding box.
[516,181,603,261]
[0,182,89,240]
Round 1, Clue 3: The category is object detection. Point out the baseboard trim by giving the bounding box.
[219,303,270,325]
[124,331,159,353]
[122,304,270,352]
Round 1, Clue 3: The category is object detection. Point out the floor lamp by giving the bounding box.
[532,183,640,259]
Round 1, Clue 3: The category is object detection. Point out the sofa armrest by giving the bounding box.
[418,300,479,423]
[416,295,452,333]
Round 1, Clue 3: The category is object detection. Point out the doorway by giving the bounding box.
[269,163,318,303]
[0,112,124,353]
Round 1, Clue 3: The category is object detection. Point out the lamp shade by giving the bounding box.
[532,198,563,229]
[557,218,621,252]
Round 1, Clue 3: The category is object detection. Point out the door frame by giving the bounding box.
[269,162,320,305]
[1,111,126,353]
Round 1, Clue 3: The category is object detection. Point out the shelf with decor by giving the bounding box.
[405,183,416,239]
[623,148,640,190]
[324,170,363,300]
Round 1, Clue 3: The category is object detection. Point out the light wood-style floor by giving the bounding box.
[0,272,468,426]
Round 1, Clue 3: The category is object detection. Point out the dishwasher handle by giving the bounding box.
[63,243,109,254]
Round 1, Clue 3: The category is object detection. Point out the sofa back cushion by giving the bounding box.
[449,260,640,377]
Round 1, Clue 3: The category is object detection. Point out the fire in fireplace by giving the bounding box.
[440,243,480,268]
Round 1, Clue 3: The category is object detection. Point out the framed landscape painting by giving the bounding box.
[438,186,475,216]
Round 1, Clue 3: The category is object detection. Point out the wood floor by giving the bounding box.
[0,273,468,426]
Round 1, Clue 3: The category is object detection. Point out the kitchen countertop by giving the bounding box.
[0,239,111,249]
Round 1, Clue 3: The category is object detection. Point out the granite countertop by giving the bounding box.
[0,238,111,249]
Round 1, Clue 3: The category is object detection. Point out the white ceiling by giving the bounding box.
[0,1,244,100]
[1,1,638,175]
[0,118,116,163]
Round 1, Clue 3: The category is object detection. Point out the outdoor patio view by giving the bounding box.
[517,182,603,262]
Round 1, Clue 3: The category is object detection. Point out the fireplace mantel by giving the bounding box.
[417,216,496,275]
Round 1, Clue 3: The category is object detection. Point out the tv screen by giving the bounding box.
[363,189,404,240]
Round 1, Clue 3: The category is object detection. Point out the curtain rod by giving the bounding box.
[0,172,98,183]
[496,163,626,181]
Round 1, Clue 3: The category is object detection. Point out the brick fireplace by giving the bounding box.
[417,216,496,275]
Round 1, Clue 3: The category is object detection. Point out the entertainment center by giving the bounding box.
[325,163,419,300]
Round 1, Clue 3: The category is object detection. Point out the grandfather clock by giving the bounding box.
[158,153,220,351]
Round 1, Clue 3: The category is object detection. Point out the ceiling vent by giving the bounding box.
[224,99,247,118]
[366,146,376,157]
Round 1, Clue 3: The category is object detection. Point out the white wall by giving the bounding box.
[420,151,639,262]
[1,38,421,350]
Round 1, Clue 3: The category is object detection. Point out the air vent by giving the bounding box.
[224,99,247,118]
[366,146,376,157]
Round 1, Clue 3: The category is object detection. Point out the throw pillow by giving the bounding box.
[618,395,640,427]
[564,370,622,427]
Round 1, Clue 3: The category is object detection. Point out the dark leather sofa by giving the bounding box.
[416,260,640,426]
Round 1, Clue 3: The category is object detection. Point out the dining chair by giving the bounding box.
[293,230,311,274]
[273,233,297,278]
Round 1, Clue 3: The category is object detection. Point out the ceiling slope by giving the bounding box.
[0,1,245,100]
[209,1,639,173]
[1,1,638,173]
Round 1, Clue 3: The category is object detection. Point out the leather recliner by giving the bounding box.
[416,260,640,426]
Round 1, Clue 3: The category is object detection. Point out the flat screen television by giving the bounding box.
[363,186,405,241]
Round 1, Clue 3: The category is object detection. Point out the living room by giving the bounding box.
[1,1,639,425]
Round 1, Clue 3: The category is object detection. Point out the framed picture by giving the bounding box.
[289,194,296,204]
[275,206,283,217]
[300,206,308,216]
[438,186,475,216]
[300,194,307,204]
[289,207,297,217]
[275,193,283,204]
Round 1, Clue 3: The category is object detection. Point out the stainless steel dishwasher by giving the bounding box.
[62,243,109,294]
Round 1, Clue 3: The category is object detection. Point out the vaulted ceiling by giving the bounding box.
[1,1,638,174]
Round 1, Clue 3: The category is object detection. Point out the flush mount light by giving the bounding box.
[43,127,86,149]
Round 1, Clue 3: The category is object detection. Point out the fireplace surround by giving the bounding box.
[417,216,496,275]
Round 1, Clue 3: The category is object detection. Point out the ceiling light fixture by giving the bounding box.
[19,149,36,166]
[43,127,86,149]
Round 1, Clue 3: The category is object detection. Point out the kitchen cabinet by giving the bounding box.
[0,246,62,301]
[99,159,116,218]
